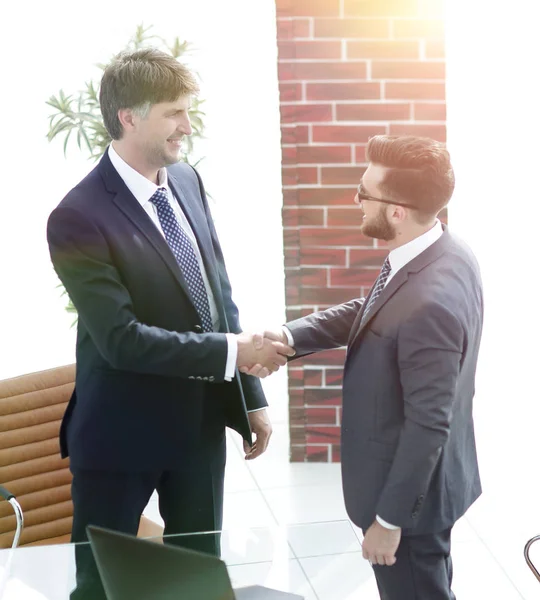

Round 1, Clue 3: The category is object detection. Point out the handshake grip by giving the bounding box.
[236,329,295,377]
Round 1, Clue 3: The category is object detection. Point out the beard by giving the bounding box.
[361,205,396,241]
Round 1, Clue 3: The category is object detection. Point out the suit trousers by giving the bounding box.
[69,431,226,600]
[371,527,455,600]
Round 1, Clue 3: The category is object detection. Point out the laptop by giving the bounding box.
[87,525,304,600]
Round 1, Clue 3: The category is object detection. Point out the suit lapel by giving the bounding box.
[348,228,451,347]
[348,267,409,346]
[99,154,193,300]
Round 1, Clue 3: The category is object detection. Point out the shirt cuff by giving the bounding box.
[376,515,400,530]
[224,333,238,381]
[282,326,294,347]
[247,407,267,413]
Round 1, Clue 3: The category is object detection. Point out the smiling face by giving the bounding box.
[130,95,193,170]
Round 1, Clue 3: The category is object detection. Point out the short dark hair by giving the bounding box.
[366,135,455,221]
[99,48,200,140]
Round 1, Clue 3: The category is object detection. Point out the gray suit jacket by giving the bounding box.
[287,228,483,534]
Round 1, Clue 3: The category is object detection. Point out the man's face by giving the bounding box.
[132,95,193,168]
[354,163,397,242]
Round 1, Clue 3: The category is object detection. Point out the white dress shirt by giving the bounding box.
[108,144,238,381]
[284,220,444,529]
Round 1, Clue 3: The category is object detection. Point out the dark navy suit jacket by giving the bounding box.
[287,229,483,534]
[47,151,266,471]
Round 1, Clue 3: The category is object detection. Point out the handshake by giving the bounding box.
[236,329,294,379]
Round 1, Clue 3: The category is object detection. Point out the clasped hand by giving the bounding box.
[236,329,294,378]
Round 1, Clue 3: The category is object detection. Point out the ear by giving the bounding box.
[388,204,407,223]
[117,108,137,134]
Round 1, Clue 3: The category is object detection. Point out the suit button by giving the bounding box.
[194,325,203,333]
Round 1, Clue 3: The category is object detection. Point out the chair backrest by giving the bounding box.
[0,364,75,548]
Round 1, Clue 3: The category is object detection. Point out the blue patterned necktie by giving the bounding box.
[150,187,213,332]
[361,257,391,326]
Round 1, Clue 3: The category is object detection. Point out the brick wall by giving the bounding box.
[275,0,446,462]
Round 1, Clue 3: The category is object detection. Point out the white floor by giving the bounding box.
[142,419,540,600]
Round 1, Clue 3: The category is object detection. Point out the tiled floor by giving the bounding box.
[142,420,540,600]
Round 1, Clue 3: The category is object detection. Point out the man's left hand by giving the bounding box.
[362,520,401,566]
[244,409,272,460]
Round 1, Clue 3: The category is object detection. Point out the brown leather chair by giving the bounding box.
[0,364,163,548]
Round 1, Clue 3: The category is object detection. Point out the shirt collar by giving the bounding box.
[108,143,168,208]
[388,219,444,275]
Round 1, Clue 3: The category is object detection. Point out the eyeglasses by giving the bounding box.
[356,186,417,210]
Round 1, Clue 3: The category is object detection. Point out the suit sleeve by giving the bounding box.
[375,302,464,529]
[285,299,364,360]
[191,167,267,411]
[47,205,228,380]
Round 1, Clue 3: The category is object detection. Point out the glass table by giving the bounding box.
[0,520,378,600]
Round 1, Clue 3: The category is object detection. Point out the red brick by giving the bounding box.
[299,227,371,246]
[414,102,446,120]
[278,61,367,81]
[291,426,308,445]
[297,187,357,206]
[372,60,445,79]
[290,445,306,462]
[283,208,325,227]
[313,125,386,144]
[322,166,365,185]
[297,145,352,164]
[306,407,337,424]
[325,369,344,386]
[314,18,389,38]
[284,247,300,268]
[349,248,388,268]
[304,388,343,405]
[281,125,309,145]
[305,445,330,462]
[305,370,324,387]
[385,82,445,100]
[295,348,347,367]
[301,268,328,287]
[306,426,341,444]
[276,0,340,17]
[347,40,419,59]
[277,18,311,40]
[279,82,302,102]
[344,0,418,17]
[426,40,445,58]
[299,247,347,266]
[278,41,342,60]
[286,286,300,304]
[336,102,410,121]
[286,308,305,321]
[355,146,367,163]
[301,286,362,305]
[283,166,319,185]
[280,104,333,124]
[288,368,304,386]
[389,123,446,141]
[327,208,363,227]
[283,189,297,206]
[306,82,380,101]
[284,228,300,247]
[331,444,341,462]
[281,147,297,166]
[330,268,379,287]
[393,19,445,39]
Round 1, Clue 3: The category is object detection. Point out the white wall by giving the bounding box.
[0,0,288,416]
[446,0,540,524]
